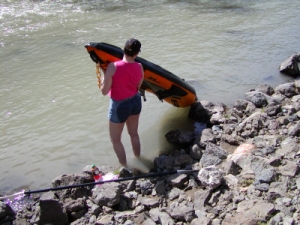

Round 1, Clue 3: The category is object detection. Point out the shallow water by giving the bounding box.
[0,0,299,194]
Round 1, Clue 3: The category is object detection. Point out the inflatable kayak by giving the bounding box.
[85,42,197,107]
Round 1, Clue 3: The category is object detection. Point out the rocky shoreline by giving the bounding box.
[1,55,300,225]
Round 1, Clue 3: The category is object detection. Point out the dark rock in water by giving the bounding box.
[188,101,211,123]
[0,201,16,224]
[165,129,195,145]
[279,52,300,76]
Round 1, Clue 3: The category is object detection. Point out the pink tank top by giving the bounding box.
[110,60,143,101]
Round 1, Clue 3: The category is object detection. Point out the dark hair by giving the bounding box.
[124,48,137,57]
[123,38,141,57]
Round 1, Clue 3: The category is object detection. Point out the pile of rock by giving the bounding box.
[1,80,300,225]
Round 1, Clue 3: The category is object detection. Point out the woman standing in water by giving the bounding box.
[100,38,144,167]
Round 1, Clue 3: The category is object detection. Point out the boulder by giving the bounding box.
[279,52,300,76]
[165,130,195,145]
[166,173,188,188]
[0,202,15,224]
[30,192,68,225]
[92,183,122,207]
[200,143,228,167]
[167,202,195,222]
[245,91,268,108]
[275,82,297,98]
[52,173,93,200]
[197,165,224,190]
[255,84,275,96]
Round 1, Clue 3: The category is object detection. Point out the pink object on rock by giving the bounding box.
[234,143,256,154]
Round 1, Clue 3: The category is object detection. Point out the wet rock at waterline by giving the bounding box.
[280,52,300,77]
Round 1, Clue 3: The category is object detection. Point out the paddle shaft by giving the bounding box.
[24,170,198,195]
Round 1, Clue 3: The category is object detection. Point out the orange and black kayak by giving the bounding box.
[85,42,197,107]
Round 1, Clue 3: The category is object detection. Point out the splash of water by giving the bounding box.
[2,190,34,212]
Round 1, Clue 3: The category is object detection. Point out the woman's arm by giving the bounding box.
[101,62,115,96]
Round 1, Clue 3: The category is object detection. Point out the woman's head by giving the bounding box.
[124,38,141,57]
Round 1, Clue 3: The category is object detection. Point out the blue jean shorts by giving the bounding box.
[108,93,142,123]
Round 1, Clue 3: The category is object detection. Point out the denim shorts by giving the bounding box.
[108,93,142,123]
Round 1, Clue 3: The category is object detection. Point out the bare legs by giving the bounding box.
[126,114,141,157]
[109,113,141,167]
[109,121,127,167]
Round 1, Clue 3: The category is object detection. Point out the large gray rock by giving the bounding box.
[52,173,93,200]
[275,82,297,98]
[92,183,122,207]
[166,173,188,188]
[113,211,136,224]
[245,91,268,108]
[255,84,275,96]
[276,137,299,158]
[167,202,195,222]
[233,99,249,112]
[278,161,299,177]
[64,198,86,220]
[193,189,212,210]
[200,143,228,167]
[30,192,68,225]
[197,165,224,190]
[198,128,216,148]
[235,112,268,138]
[250,157,277,184]
[237,199,276,221]
[0,201,15,224]
[140,197,159,209]
[149,208,174,225]
[167,187,184,200]
[279,53,300,76]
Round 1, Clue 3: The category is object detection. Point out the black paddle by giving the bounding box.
[0,170,198,200]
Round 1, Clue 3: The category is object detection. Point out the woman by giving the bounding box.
[101,38,144,167]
